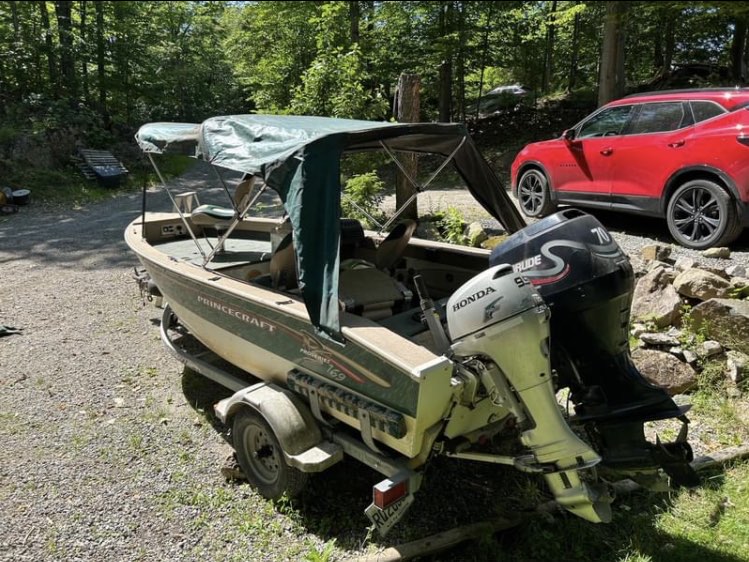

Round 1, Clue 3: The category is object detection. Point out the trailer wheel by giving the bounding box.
[232,409,308,499]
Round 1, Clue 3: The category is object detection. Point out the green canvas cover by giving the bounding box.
[135,115,525,339]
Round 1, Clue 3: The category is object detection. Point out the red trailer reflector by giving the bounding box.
[373,479,408,509]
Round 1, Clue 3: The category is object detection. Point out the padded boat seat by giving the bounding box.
[339,267,409,320]
[190,204,236,227]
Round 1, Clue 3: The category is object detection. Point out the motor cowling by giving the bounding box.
[446,264,544,340]
[488,208,680,423]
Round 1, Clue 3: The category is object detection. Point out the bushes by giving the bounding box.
[341,171,385,228]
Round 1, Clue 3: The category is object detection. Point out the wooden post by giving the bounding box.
[394,73,420,221]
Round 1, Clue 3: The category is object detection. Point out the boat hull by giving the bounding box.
[125,217,457,459]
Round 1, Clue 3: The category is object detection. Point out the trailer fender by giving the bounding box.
[215,382,342,472]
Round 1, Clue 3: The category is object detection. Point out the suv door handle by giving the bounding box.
[668,140,685,148]
[600,147,613,156]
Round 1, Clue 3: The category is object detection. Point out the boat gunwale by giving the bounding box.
[125,216,443,377]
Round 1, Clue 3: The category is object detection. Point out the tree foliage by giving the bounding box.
[0,0,747,152]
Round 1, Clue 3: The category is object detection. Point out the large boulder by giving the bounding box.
[631,268,682,327]
[690,298,749,355]
[672,269,731,301]
[631,348,698,395]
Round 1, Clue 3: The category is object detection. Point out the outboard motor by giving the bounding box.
[447,264,612,523]
[489,209,698,488]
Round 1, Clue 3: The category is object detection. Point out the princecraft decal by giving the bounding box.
[452,286,497,312]
[296,331,392,388]
[197,295,277,333]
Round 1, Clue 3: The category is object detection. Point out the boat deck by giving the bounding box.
[154,236,272,269]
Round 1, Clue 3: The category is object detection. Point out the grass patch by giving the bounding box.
[449,462,749,561]
[0,153,193,209]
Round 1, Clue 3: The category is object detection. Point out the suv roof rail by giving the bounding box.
[623,87,748,99]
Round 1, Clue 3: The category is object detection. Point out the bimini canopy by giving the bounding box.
[136,115,525,339]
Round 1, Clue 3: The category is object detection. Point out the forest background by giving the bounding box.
[2,0,749,199]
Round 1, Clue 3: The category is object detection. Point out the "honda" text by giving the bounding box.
[452,286,497,312]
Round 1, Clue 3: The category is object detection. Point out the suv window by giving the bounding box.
[578,105,634,138]
[627,102,687,134]
[690,100,726,123]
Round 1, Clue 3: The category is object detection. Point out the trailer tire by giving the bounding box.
[232,409,309,499]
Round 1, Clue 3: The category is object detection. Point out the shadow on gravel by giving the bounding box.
[180,367,234,439]
[0,195,145,270]
[0,162,269,271]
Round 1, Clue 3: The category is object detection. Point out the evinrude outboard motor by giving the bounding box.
[489,209,698,488]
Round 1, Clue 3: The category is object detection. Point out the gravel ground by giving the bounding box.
[2,164,748,561]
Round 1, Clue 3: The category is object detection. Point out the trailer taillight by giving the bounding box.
[373,479,408,509]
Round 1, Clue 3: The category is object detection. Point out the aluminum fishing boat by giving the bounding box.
[126,115,697,535]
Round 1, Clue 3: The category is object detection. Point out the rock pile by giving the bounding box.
[629,245,749,395]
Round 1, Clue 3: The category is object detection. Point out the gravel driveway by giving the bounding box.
[2,163,748,561]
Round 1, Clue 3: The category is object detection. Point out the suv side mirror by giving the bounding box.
[563,128,576,141]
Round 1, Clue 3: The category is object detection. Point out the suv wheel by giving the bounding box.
[517,169,556,218]
[666,179,741,249]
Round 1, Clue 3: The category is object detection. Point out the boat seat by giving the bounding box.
[376,219,417,270]
[339,267,409,320]
[190,177,257,228]
[340,218,369,259]
[234,177,256,211]
[190,204,236,227]
[338,219,416,320]
[269,231,298,290]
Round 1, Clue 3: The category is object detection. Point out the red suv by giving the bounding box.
[511,88,749,249]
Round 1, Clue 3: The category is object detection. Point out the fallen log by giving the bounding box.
[348,515,525,562]
[690,445,749,472]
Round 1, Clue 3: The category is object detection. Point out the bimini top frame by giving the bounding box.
[136,115,525,339]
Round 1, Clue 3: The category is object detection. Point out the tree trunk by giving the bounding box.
[80,0,90,103]
[55,0,77,100]
[543,0,557,93]
[9,1,24,99]
[598,1,627,107]
[568,10,580,92]
[438,2,452,122]
[394,73,420,221]
[475,3,495,118]
[731,18,748,82]
[38,0,58,95]
[349,0,359,45]
[653,11,664,72]
[439,60,452,122]
[456,1,466,121]
[663,15,675,75]
[95,1,109,128]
